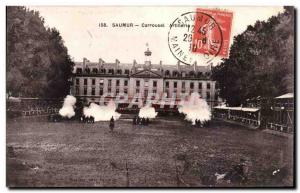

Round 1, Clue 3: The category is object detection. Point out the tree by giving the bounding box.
[6,6,74,98]
[212,7,294,106]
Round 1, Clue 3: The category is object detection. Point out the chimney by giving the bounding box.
[133,59,137,72]
[177,61,180,71]
[83,57,87,69]
[193,61,197,71]
[116,59,120,67]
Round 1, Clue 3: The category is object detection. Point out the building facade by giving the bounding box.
[70,48,220,108]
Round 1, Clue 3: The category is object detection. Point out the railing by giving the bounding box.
[266,122,293,133]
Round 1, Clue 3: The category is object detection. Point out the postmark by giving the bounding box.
[168,9,233,65]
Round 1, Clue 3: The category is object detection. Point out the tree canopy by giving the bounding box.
[212,7,294,106]
[7,6,74,98]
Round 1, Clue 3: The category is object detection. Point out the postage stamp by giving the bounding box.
[168,8,233,65]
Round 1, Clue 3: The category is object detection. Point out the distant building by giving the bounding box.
[70,47,221,108]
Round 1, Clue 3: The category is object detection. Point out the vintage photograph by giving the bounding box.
[6,6,294,187]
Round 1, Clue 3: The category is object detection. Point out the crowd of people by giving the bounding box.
[132,116,150,126]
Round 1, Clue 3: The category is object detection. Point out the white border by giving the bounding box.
[0,0,299,193]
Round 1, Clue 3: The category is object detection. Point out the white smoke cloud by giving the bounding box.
[59,95,77,118]
[178,92,211,125]
[83,100,121,121]
[138,105,158,119]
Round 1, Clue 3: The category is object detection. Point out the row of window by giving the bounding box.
[77,78,129,87]
[76,67,211,77]
[76,78,211,89]
[165,81,210,89]
[75,86,213,99]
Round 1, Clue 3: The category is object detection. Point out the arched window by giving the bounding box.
[189,71,195,77]
[85,68,90,74]
[117,69,122,75]
[181,72,186,77]
[108,69,114,74]
[76,68,82,74]
[197,72,203,77]
[172,71,179,77]
[100,68,106,74]
[92,68,98,74]
[165,70,170,77]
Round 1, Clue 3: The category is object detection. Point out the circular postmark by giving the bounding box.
[168,11,223,65]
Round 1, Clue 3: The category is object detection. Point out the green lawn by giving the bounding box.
[6,116,294,187]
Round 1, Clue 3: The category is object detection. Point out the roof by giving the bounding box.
[213,106,260,112]
[74,60,211,72]
[275,93,294,99]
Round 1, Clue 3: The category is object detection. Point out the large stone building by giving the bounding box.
[70,48,220,108]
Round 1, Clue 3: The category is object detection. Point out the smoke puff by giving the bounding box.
[138,105,157,119]
[59,95,77,118]
[178,92,211,125]
[83,100,121,121]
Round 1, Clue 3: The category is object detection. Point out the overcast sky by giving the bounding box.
[30,6,283,65]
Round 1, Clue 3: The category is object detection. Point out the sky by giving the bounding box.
[30,6,283,65]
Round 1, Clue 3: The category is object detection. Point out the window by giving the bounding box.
[76,78,79,85]
[198,82,202,89]
[174,82,177,88]
[116,89,119,94]
[108,79,112,87]
[153,81,157,87]
[207,92,210,99]
[85,68,90,74]
[189,71,195,77]
[182,82,185,88]
[92,68,98,74]
[190,82,194,89]
[92,88,95,95]
[136,80,140,87]
[117,69,122,75]
[124,80,128,86]
[124,89,128,94]
[136,89,140,93]
[153,89,157,93]
[84,79,87,85]
[108,88,111,93]
[165,81,169,88]
[75,86,79,95]
[108,69,114,74]
[99,88,103,95]
[116,79,120,86]
[100,69,106,74]
[99,79,104,86]
[92,79,95,85]
[84,87,87,95]
[207,83,211,90]
[125,69,130,74]
[165,70,170,76]
[145,80,149,87]
[76,68,82,74]
[173,71,178,77]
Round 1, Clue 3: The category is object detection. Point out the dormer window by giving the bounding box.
[76,68,82,74]
[165,70,170,77]
[92,68,98,74]
[100,68,106,74]
[108,69,114,74]
[117,69,122,75]
[85,68,90,74]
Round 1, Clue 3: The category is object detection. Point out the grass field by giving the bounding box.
[6,116,294,187]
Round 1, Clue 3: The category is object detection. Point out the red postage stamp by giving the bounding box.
[192,8,233,58]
